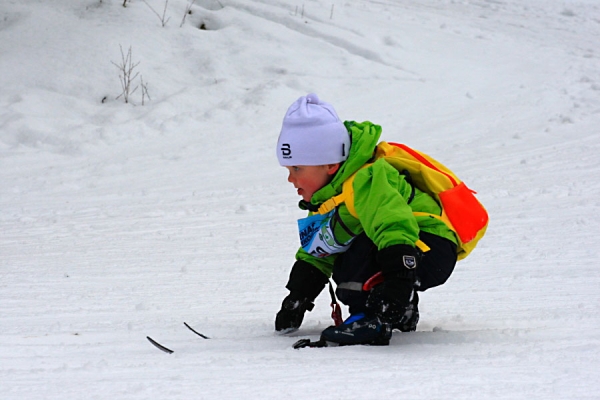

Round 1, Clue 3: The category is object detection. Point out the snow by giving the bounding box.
[1,0,599,398]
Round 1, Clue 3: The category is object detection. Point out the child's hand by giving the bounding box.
[275,294,313,333]
[366,283,411,323]
[275,260,329,333]
[366,244,419,323]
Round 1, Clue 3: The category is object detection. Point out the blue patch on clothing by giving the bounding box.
[297,210,355,258]
[343,313,366,325]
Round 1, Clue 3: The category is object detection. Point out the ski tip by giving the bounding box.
[183,322,210,339]
[146,336,174,354]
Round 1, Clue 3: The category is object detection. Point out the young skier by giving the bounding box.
[274,93,459,346]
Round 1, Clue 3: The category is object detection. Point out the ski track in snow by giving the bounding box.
[1,0,599,399]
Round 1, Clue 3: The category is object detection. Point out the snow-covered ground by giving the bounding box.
[1,0,599,398]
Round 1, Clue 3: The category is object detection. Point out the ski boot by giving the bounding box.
[319,313,392,346]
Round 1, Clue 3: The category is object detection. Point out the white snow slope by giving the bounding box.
[1,0,599,399]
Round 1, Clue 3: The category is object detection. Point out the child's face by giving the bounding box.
[285,164,339,202]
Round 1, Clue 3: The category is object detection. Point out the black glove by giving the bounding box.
[275,294,314,332]
[366,244,418,322]
[275,260,329,333]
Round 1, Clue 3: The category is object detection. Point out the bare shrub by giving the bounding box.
[111,45,140,104]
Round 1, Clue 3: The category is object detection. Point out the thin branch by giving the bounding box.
[180,0,197,27]
[140,75,151,106]
[142,0,171,27]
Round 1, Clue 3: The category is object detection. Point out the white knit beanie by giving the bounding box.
[276,93,350,166]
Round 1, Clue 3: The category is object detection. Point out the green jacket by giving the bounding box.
[296,121,458,277]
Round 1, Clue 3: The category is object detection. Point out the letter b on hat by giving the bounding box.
[280,143,292,159]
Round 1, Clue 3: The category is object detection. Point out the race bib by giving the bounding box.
[298,210,355,258]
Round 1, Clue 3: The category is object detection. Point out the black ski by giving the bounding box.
[184,322,210,339]
[148,324,327,351]
[146,336,174,354]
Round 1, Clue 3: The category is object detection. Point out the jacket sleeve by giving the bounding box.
[294,247,336,278]
[352,159,420,250]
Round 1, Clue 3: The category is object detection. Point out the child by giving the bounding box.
[274,93,458,346]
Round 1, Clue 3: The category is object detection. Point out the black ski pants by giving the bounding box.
[332,231,457,314]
